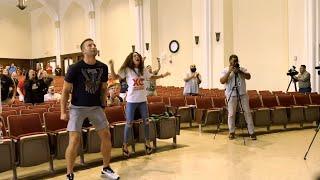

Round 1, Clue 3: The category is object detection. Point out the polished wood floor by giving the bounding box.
[1,126,320,180]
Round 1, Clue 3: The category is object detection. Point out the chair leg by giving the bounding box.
[131,144,136,153]
[12,166,17,180]
[49,155,54,172]
[152,140,157,149]
[172,136,177,147]
[198,124,202,132]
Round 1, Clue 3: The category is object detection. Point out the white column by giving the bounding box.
[192,0,204,85]
[316,0,320,92]
[89,11,96,40]
[305,0,317,92]
[212,0,224,89]
[202,0,212,88]
[134,0,144,56]
[142,0,153,66]
[55,21,61,67]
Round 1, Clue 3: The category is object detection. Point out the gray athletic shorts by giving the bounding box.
[67,105,109,132]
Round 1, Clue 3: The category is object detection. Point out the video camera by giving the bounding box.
[287,66,298,76]
[234,62,240,69]
[315,65,320,75]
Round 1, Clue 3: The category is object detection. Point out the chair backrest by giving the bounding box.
[105,106,126,124]
[277,95,295,106]
[287,92,303,96]
[0,117,7,137]
[249,95,263,109]
[43,112,68,132]
[7,113,43,137]
[294,94,311,106]
[162,96,170,105]
[169,96,186,107]
[247,90,258,95]
[272,91,285,95]
[261,95,278,108]
[0,110,17,129]
[2,106,26,112]
[185,96,196,105]
[48,107,61,112]
[259,90,272,96]
[29,104,50,109]
[212,97,226,108]
[20,108,47,123]
[52,104,61,108]
[310,94,320,105]
[148,102,167,115]
[147,96,163,103]
[11,103,31,107]
[195,97,213,109]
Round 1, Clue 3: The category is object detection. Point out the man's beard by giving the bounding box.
[86,50,97,56]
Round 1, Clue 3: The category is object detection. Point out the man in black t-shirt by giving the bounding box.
[61,38,119,180]
[0,74,16,104]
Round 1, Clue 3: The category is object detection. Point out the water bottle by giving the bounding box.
[0,130,3,144]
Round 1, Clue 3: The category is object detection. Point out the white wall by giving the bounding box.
[31,9,56,58]
[0,4,32,58]
[61,2,90,54]
[223,0,234,66]
[156,0,193,87]
[288,0,306,68]
[233,0,289,91]
[99,0,135,68]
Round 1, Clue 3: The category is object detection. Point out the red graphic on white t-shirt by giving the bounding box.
[133,77,145,90]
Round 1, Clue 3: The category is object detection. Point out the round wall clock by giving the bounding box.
[169,40,179,53]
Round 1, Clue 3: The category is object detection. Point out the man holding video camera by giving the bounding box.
[220,54,256,140]
[293,65,311,93]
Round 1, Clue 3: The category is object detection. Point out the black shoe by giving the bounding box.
[66,173,74,180]
[145,144,153,155]
[122,145,130,158]
[249,133,257,140]
[229,133,235,140]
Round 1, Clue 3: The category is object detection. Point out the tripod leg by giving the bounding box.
[213,113,221,139]
[304,126,320,160]
[286,78,293,92]
[235,90,246,145]
[294,81,297,92]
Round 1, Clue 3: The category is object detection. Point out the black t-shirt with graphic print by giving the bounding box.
[65,60,108,107]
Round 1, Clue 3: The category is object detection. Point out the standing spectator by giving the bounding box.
[16,67,22,76]
[55,65,62,76]
[17,77,25,102]
[183,64,202,96]
[46,63,53,75]
[2,69,9,76]
[24,69,47,104]
[8,63,16,75]
[0,73,16,105]
[145,58,170,96]
[8,72,19,98]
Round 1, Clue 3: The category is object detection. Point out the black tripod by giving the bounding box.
[286,76,297,92]
[225,73,247,145]
[303,123,320,160]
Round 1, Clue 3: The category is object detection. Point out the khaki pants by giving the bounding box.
[227,94,255,134]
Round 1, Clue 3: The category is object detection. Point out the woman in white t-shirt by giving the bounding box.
[109,52,170,157]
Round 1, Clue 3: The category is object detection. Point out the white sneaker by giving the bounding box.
[101,166,120,180]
